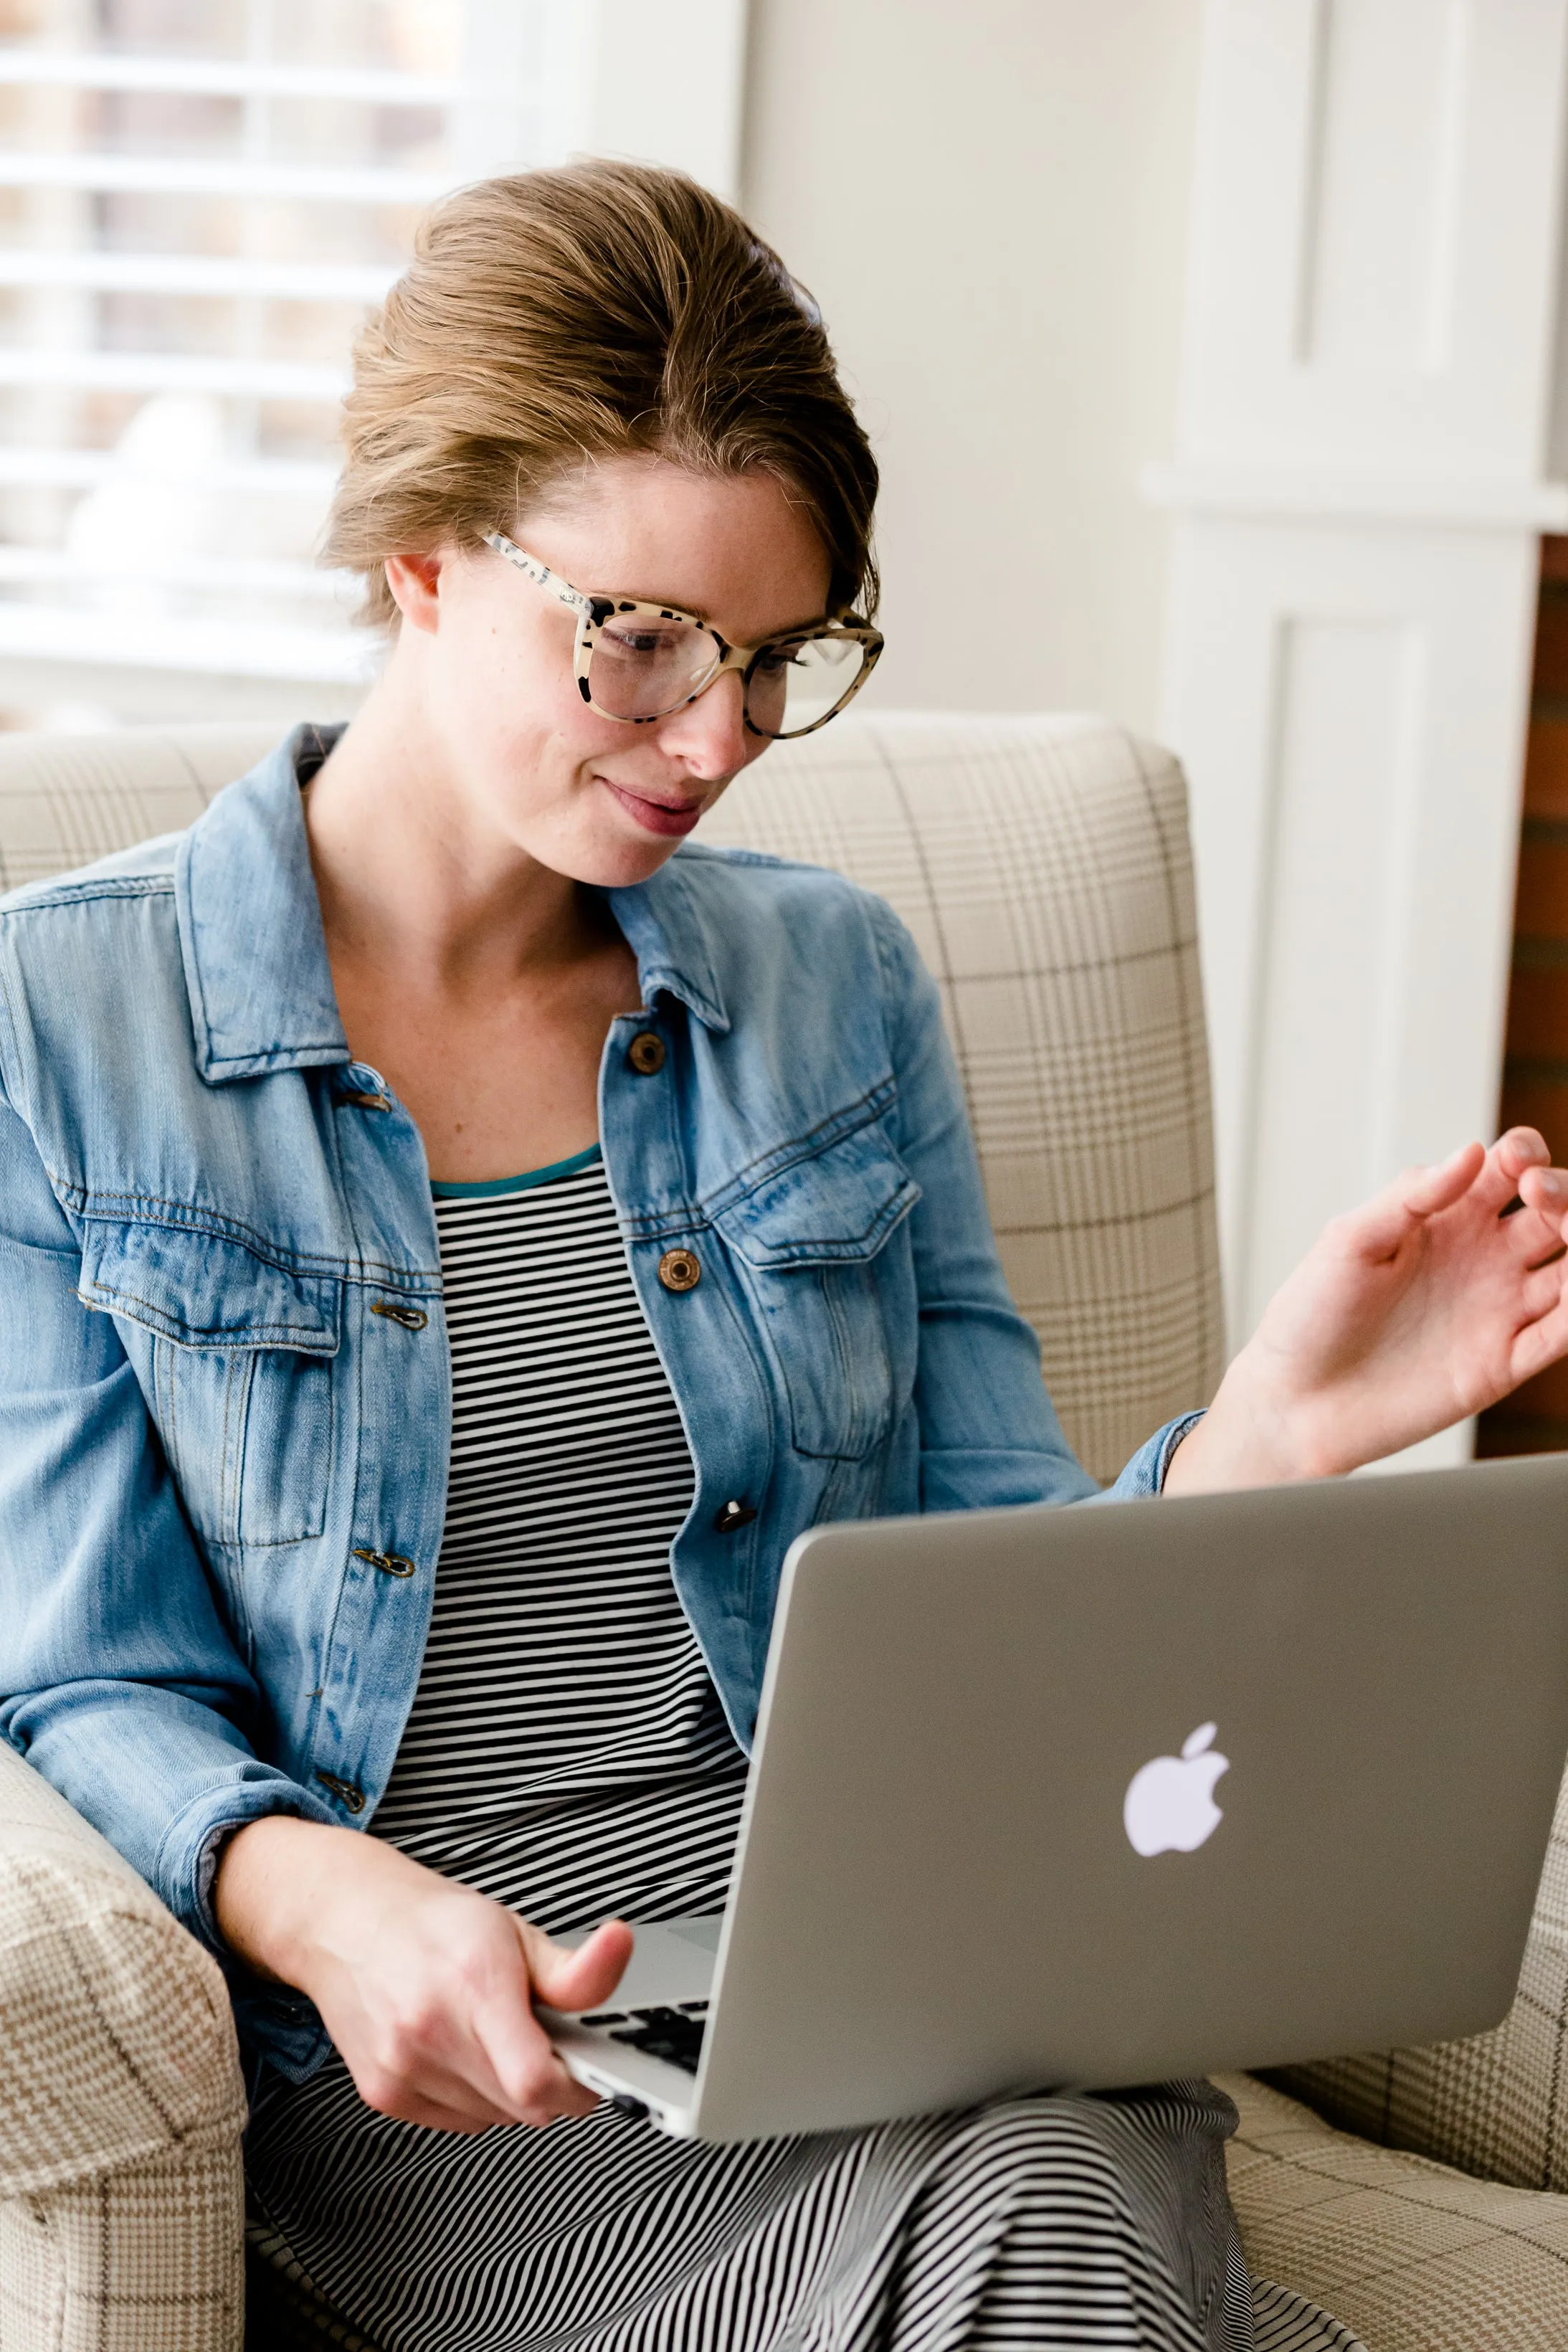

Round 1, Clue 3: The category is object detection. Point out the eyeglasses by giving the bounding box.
[483,531,883,740]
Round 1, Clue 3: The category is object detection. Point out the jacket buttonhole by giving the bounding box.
[315,1770,366,1814]
[370,1301,428,1331]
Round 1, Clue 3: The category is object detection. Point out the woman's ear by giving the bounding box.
[383,551,445,635]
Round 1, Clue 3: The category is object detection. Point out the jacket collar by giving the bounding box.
[609,852,731,1036]
[176,725,349,1083]
[176,724,731,1086]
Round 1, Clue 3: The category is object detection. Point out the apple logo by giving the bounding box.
[1122,1722,1230,1857]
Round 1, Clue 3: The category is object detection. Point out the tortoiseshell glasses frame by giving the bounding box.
[483,530,883,740]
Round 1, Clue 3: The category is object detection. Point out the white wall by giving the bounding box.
[1154,0,1568,1438]
[741,0,1203,734]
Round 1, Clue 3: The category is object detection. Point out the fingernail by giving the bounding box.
[1542,1170,1568,1201]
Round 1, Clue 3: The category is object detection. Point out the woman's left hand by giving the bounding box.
[1164,1127,1568,1494]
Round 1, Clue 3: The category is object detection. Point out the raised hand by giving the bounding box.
[1165,1128,1568,1495]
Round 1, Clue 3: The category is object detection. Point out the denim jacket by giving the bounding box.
[0,727,1194,2072]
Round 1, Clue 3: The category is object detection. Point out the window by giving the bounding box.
[0,0,744,724]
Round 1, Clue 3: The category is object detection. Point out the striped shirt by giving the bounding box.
[371,1143,748,1926]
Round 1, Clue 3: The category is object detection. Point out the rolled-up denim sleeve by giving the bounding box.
[0,1072,335,1993]
[1102,1410,1207,1499]
[873,898,1205,1511]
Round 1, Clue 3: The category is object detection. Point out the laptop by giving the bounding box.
[539,1452,1568,2142]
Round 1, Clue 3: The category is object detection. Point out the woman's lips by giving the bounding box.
[601,779,705,838]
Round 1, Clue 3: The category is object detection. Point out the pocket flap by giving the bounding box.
[78,1218,341,1354]
[715,1124,919,1271]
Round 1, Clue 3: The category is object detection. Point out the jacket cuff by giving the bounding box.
[1104,1410,1207,1501]
[163,1775,340,2080]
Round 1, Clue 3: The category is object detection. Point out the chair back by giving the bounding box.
[0,710,1224,1479]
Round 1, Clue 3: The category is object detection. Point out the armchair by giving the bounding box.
[2,713,1565,2351]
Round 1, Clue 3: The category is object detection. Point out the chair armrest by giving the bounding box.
[0,1741,245,2197]
[1221,2070,1568,2348]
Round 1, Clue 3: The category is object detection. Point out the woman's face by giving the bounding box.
[384,453,835,889]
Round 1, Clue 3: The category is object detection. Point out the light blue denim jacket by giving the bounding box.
[0,728,1195,2073]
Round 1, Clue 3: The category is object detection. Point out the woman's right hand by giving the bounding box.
[214,1814,632,2133]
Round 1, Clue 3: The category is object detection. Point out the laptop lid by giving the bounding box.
[675,1454,1568,2141]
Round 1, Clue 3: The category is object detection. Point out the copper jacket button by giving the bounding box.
[657,1247,701,1293]
[627,1030,666,1076]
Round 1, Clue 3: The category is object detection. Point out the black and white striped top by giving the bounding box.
[369,1144,749,1926]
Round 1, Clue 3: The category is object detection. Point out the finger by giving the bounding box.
[1397,1140,1487,1220]
[1496,1161,1568,1264]
[379,2092,499,2135]
[470,1988,601,2124]
[1512,1257,1568,1329]
[524,1917,635,2014]
[1471,1127,1552,1218]
[1501,1207,1568,1270]
[1516,1162,1568,1234]
[457,1918,621,2123]
[1348,1143,1485,1260]
[1509,1290,1568,1387]
[1495,1126,1552,1185]
[1495,1205,1568,1268]
[526,2063,601,2125]
[353,2056,515,2132]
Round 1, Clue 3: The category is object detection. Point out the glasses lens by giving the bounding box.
[589,612,721,721]
[746,633,870,739]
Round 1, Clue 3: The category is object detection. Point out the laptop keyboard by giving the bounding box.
[579,2001,708,2075]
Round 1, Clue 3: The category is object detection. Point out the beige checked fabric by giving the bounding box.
[1221,2069,1568,2351]
[0,1737,246,2351]
[0,719,276,896]
[699,713,1225,1481]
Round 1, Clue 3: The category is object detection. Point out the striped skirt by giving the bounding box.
[247,2057,1258,2350]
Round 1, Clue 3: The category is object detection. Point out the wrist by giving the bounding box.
[213,1813,356,1988]
[1163,1350,1334,1495]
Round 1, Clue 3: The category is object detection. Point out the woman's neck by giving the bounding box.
[305,668,597,1002]
[299,669,643,1185]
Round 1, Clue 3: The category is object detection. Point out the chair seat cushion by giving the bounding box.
[1220,2072,1568,2351]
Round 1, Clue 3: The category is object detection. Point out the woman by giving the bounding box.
[3,163,1567,2352]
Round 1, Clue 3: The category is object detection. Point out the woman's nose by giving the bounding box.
[659,667,752,779]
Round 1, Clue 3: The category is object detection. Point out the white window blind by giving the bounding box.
[0,0,565,711]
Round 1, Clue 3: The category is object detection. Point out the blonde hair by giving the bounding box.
[324,161,879,631]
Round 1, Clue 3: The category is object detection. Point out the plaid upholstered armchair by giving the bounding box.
[3,713,1568,2352]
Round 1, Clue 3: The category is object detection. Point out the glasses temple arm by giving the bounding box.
[483,533,597,625]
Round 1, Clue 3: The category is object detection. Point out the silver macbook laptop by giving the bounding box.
[540,1453,1568,2142]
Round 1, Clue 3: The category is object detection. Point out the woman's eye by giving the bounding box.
[604,624,680,658]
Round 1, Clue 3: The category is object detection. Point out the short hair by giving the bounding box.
[323,160,879,630]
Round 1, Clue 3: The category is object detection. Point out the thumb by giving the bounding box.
[522,1917,634,2013]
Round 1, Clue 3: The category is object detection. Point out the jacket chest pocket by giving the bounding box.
[79,1218,340,1549]
[715,1123,918,1461]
